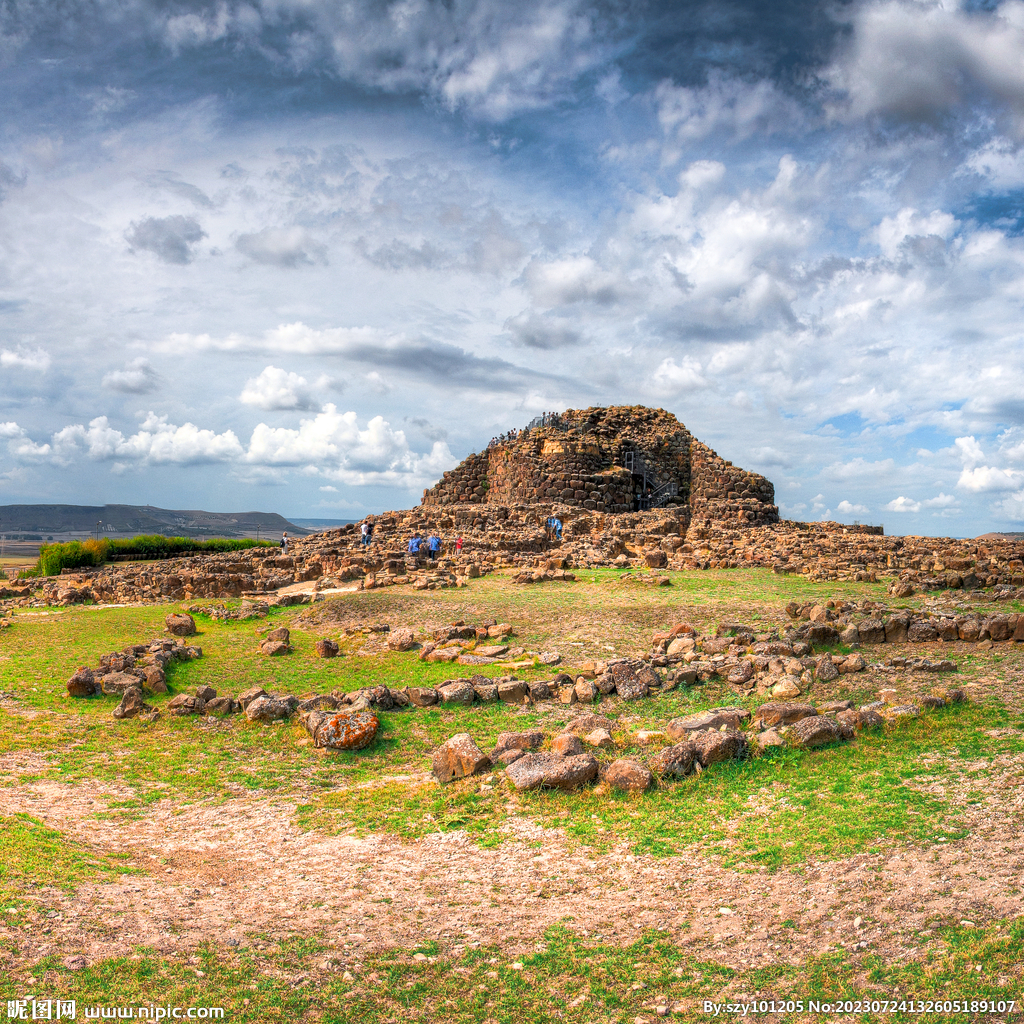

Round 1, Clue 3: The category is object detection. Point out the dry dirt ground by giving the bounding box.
[2,743,1023,982]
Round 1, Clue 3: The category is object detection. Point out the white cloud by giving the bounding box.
[824,457,896,480]
[957,465,1023,492]
[240,366,320,411]
[236,227,327,268]
[837,499,869,514]
[886,496,921,513]
[103,358,159,394]
[876,208,957,260]
[0,422,24,438]
[1,347,50,371]
[652,356,708,392]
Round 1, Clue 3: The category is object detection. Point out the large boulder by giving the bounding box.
[165,613,196,637]
[651,741,697,778]
[432,734,491,783]
[790,716,845,748]
[101,671,145,696]
[307,710,380,750]
[908,620,938,643]
[407,686,440,707]
[666,707,749,740]
[754,701,818,728]
[66,667,98,698]
[315,639,340,658]
[603,758,653,793]
[142,666,167,693]
[245,695,293,723]
[691,727,748,767]
[505,752,599,791]
[987,615,1013,642]
[884,613,911,643]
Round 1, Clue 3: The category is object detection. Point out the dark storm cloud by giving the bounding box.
[125,215,207,264]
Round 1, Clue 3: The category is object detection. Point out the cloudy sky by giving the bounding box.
[2,0,1024,534]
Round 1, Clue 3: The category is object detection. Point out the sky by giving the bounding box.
[2,0,1024,535]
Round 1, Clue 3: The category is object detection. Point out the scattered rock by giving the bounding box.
[112,687,151,720]
[666,707,749,739]
[604,758,653,793]
[790,716,845,748]
[315,639,340,658]
[165,613,196,637]
[505,752,599,791]
[491,731,545,759]
[307,710,380,750]
[238,686,268,710]
[754,701,818,728]
[66,666,98,698]
[438,679,476,705]
[167,693,206,716]
[651,741,696,777]
[691,727,748,766]
[245,695,293,723]
[551,733,584,756]
[432,734,491,783]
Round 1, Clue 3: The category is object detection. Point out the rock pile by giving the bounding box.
[65,637,202,702]
[430,688,966,791]
[785,599,1024,645]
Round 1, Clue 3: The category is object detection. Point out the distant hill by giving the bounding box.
[0,504,310,539]
[288,517,359,531]
[978,532,1024,540]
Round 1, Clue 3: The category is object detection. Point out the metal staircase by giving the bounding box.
[620,449,679,509]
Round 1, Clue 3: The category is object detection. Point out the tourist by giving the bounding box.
[408,534,421,555]
[365,520,374,547]
[360,521,369,547]
[281,531,289,553]
[428,533,441,561]
[455,535,463,554]
[553,517,562,541]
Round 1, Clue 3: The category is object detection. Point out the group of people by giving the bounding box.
[407,532,462,560]
[487,427,524,448]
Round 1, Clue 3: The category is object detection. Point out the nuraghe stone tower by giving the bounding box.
[422,405,779,526]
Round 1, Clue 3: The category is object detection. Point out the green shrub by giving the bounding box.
[31,535,276,576]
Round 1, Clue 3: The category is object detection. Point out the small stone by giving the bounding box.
[315,639,340,658]
[771,676,802,699]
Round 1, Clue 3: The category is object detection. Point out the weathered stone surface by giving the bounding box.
[505,752,599,791]
[432,733,491,782]
[882,703,920,721]
[814,657,839,682]
[260,639,291,656]
[245,695,293,722]
[473,681,499,702]
[610,662,648,701]
[101,671,144,696]
[438,679,476,705]
[297,694,342,712]
[885,613,910,643]
[728,660,754,685]
[142,665,167,693]
[691,727,748,766]
[497,679,529,704]
[406,686,439,707]
[67,666,98,697]
[604,758,653,793]
[754,729,785,751]
[196,685,217,702]
[315,638,340,658]
[754,701,818,728]
[165,613,196,637]
[205,696,236,716]
[818,699,853,713]
[651,741,696,778]
[527,679,552,702]
[987,615,1012,642]
[790,715,844,748]
[266,626,290,643]
[666,706,749,739]
[565,712,614,736]
[238,686,268,710]
[167,693,206,716]
[840,625,860,645]
[908,621,938,643]
[583,728,613,749]
[387,628,416,652]
[112,687,150,720]
[551,733,584,756]
[311,710,380,750]
[771,676,802,699]
[574,677,598,703]
[858,618,885,644]
[491,731,545,758]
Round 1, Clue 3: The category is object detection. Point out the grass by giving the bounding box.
[5,920,1022,1022]
[1,565,1022,1017]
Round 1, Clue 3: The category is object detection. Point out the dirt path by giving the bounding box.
[2,753,1023,978]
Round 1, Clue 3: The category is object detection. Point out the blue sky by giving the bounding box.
[3,0,1024,534]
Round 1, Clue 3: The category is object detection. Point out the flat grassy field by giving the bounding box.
[1,567,1022,1022]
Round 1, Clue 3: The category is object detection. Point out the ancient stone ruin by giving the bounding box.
[422,404,780,525]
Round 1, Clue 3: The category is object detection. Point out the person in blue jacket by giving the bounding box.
[408,534,421,554]
[428,533,441,561]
